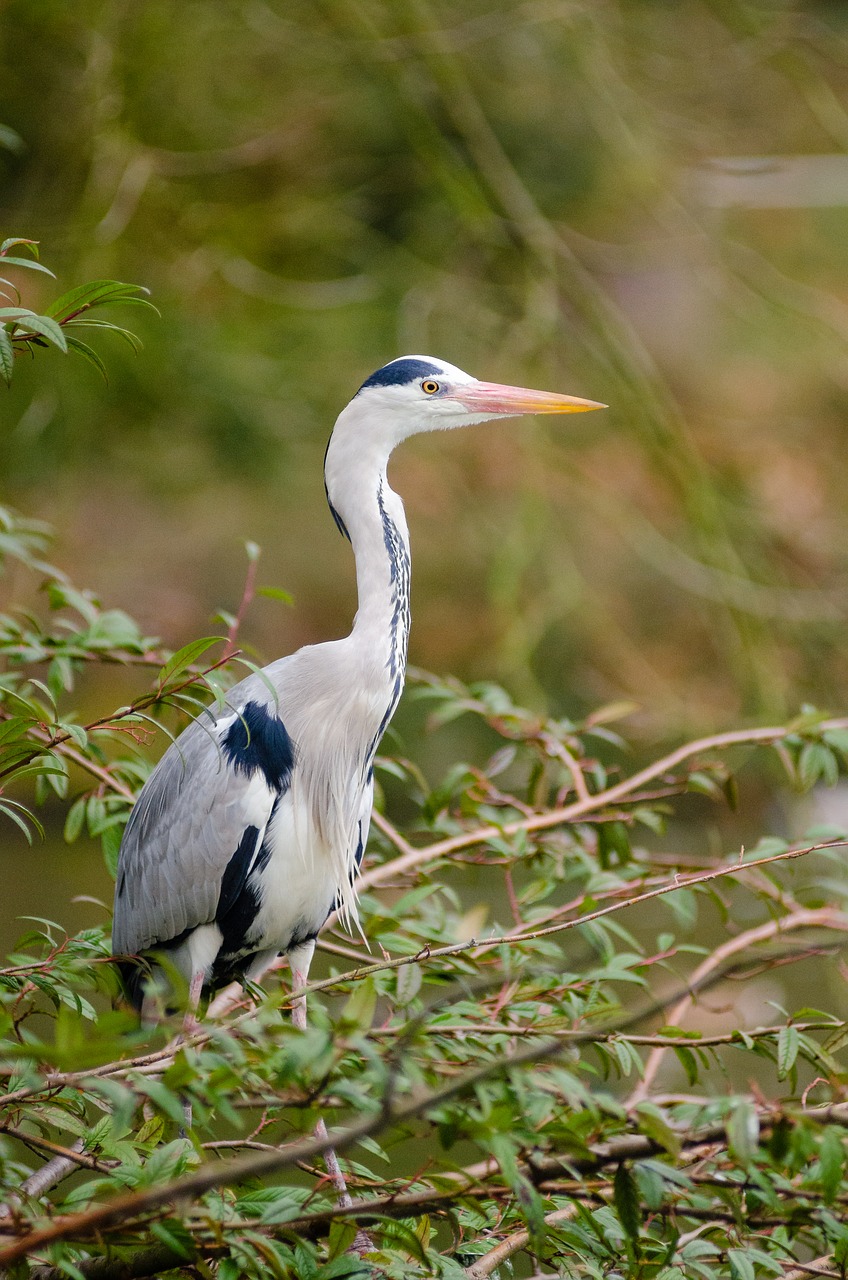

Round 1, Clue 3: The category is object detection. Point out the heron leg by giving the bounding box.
[179,969,205,1132]
[184,969,205,1034]
[288,941,313,1036]
[289,942,368,1233]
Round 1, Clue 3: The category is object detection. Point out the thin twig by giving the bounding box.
[465,1204,577,1279]
[0,653,235,787]
[356,719,848,892]
[222,552,259,659]
[302,837,848,1003]
[627,906,848,1105]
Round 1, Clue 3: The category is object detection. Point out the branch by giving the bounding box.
[0,1027,567,1264]
[628,906,848,1104]
[356,718,848,892]
[222,551,259,660]
[0,1139,86,1221]
[0,652,235,788]
[17,1095,848,1280]
[465,1204,577,1279]
[301,836,848,1003]
[781,1261,838,1280]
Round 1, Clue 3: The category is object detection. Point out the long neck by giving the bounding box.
[324,415,412,704]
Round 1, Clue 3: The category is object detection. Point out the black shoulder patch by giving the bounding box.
[223,702,295,792]
[359,357,442,391]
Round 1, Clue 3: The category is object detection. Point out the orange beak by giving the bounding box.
[448,380,606,415]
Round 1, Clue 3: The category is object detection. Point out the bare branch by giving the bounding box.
[357,719,848,892]
[628,906,848,1104]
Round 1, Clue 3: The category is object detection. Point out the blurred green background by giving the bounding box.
[3,0,848,868]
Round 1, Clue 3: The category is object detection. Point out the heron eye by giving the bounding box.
[421,380,440,395]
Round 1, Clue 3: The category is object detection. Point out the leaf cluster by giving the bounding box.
[0,240,154,385]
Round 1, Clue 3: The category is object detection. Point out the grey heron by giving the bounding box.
[113,354,603,1015]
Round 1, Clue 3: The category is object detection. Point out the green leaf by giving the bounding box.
[0,236,37,254]
[0,326,13,384]
[157,636,220,686]
[8,311,67,352]
[597,820,631,868]
[234,1186,303,1225]
[799,741,839,789]
[723,773,739,810]
[63,797,86,844]
[134,1078,190,1126]
[613,1163,641,1239]
[54,1260,86,1280]
[663,887,698,929]
[0,798,39,842]
[728,1249,756,1280]
[257,585,294,604]
[823,1022,848,1055]
[635,1161,671,1211]
[45,279,154,319]
[395,960,422,1006]
[64,317,143,352]
[136,1114,166,1147]
[102,823,123,879]
[634,1102,681,1157]
[515,1174,546,1252]
[824,727,848,757]
[0,306,39,320]
[0,256,55,276]
[64,334,108,381]
[726,1098,759,1162]
[149,1218,196,1261]
[777,1024,799,1080]
[687,770,722,799]
[341,976,377,1031]
[326,1219,359,1261]
[819,1127,844,1203]
[672,1046,698,1087]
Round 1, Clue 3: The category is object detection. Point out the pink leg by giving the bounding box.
[183,969,205,1035]
[180,970,205,1131]
[288,943,363,1221]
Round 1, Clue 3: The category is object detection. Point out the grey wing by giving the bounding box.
[112,701,285,956]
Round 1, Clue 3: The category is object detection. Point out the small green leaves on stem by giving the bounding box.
[0,241,154,385]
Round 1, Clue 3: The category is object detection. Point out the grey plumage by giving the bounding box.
[112,355,604,1006]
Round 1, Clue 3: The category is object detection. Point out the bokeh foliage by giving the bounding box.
[4,1,848,730]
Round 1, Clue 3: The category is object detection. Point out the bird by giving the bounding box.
[113,356,604,1011]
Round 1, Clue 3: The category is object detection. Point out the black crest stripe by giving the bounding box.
[358,358,442,392]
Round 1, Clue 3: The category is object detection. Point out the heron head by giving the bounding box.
[351,355,606,442]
